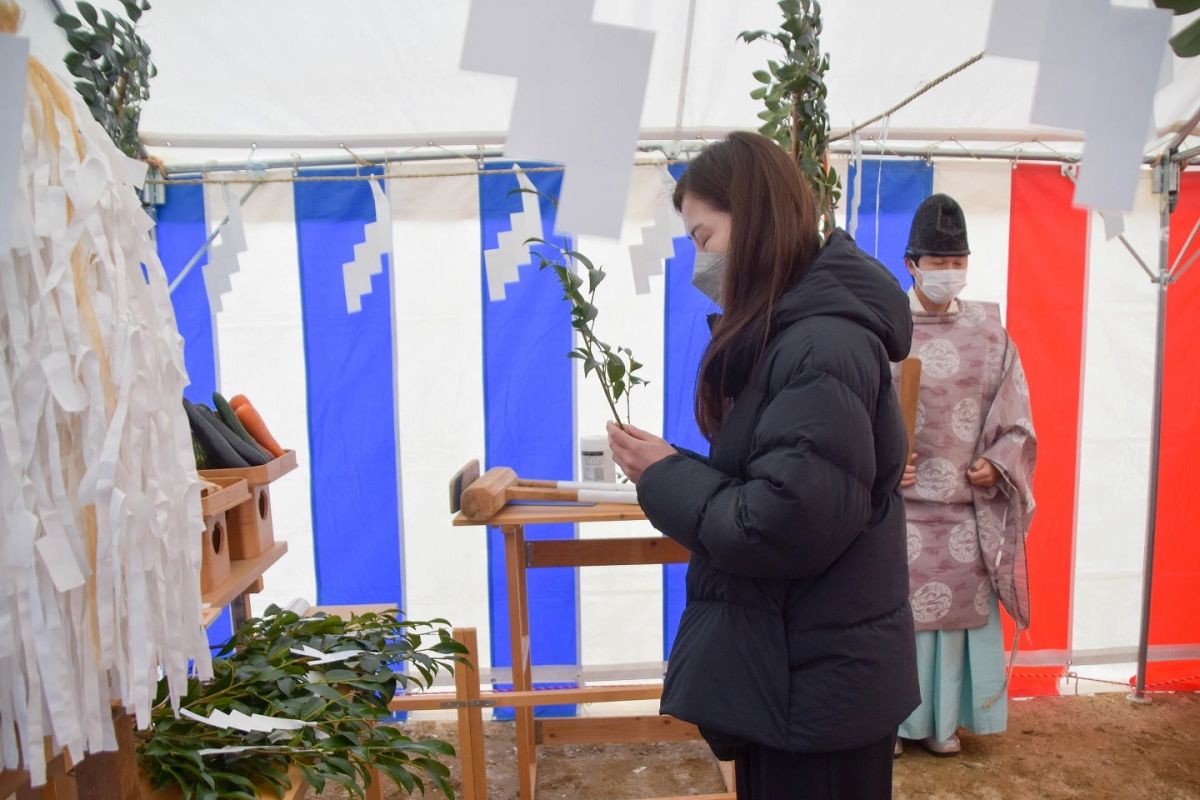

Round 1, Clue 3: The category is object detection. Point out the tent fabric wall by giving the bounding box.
[204,178,318,617]
[1005,165,1088,681]
[158,183,216,405]
[478,164,577,715]
[294,168,405,606]
[1074,174,1160,663]
[388,164,490,665]
[574,165,673,670]
[661,161,709,656]
[163,158,1200,700]
[18,1,1197,161]
[844,159,934,285]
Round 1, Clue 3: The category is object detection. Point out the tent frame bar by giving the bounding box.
[1131,104,1200,704]
[152,137,1200,180]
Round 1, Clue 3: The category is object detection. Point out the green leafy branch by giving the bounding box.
[507,187,648,428]
[138,607,469,800]
[1154,0,1200,58]
[524,236,648,429]
[740,0,841,236]
[54,0,155,159]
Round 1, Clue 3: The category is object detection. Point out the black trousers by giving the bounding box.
[733,734,896,800]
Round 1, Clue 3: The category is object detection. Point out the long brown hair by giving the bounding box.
[674,131,820,440]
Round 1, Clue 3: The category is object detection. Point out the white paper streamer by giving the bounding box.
[0,32,27,255]
[342,180,393,313]
[1,60,210,786]
[629,167,684,296]
[483,166,542,301]
[203,184,247,314]
[990,0,1172,213]
[461,0,654,239]
[289,644,369,665]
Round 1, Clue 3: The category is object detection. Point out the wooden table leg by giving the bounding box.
[453,628,488,800]
[503,524,536,800]
[230,590,253,628]
[719,761,736,794]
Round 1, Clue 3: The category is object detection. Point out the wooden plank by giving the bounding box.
[72,712,139,800]
[200,477,251,517]
[453,628,488,800]
[719,761,735,793]
[454,503,646,527]
[899,357,923,462]
[526,537,689,568]
[503,525,536,800]
[140,767,308,799]
[8,744,75,800]
[201,541,288,610]
[0,768,31,798]
[200,605,223,628]
[536,715,701,746]
[199,449,298,488]
[645,795,736,800]
[388,682,664,712]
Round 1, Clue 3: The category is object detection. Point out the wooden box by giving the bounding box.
[200,451,297,561]
[227,484,274,560]
[200,512,231,594]
[199,477,248,594]
[200,449,297,488]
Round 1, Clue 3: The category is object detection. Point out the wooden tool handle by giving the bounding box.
[508,486,580,502]
[899,357,923,463]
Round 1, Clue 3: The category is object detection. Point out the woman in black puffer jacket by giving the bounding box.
[608,132,919,799]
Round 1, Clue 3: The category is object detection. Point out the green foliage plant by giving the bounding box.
[54,0,155,158]
[740,0,841,236]
[138,607,468,800]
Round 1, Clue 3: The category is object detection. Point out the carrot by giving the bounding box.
[235,401,285,458]
[230,394,250,410]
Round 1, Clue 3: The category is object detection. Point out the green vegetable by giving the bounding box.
[213,391,268,456]
[192,432,210,470]
[185,401,250,469]
[199,406,269,467]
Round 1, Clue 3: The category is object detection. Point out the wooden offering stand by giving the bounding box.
[199,451,297,628]
[387,469,736,800]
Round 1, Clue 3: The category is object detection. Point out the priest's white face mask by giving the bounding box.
[681,193,732,306]
[911,255,969,305]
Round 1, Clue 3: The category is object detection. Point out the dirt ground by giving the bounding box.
[314,692,1200,800]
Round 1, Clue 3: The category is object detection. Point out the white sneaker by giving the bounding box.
[920,734,961,756]
[894,738,904,758]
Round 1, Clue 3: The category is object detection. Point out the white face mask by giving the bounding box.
[692,252,726,305]
[915,268,967,305]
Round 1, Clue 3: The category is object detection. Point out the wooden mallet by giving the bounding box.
[450,460,637,521]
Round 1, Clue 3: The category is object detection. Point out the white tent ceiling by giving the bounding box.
[16,0,1200,167]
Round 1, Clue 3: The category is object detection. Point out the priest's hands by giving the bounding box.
[607,422,677,484]
[967,458,1001,489]
[900,453,917,489]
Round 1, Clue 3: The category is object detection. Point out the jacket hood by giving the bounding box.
[773,229,913,362]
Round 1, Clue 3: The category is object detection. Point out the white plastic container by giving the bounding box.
[579,434,616,483]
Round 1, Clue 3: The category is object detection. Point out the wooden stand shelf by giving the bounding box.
[201,541,288,629]
[438,503,735,800]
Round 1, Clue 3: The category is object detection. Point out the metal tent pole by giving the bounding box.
[1130,151,1184,703]
[1131,184,1171,703]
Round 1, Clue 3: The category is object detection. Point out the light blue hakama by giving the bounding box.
[898,595,1008,742]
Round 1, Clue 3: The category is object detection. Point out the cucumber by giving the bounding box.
[185,401,250,469]
[213,391,267,456]
[192,432,210,470]
[198,405,269,467]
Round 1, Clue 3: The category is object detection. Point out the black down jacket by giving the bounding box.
[638,229,920,754]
